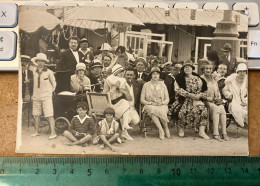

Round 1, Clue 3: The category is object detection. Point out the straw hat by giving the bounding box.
[21,55,31,63]
[31,53,49,63]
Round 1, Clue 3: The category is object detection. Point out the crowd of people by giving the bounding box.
[21,36,248,152]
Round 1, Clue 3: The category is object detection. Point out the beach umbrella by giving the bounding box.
[67,7,144,26]
[19,11,63,33]
[67,7,143,44]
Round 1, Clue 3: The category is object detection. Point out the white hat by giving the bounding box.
[31,53,49,63]
[76,63,86,71]
[101,43,111,51]
[236,63,247,72]
[112,64,124,75]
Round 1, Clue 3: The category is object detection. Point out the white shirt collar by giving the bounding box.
[70,49,80,63]
[75,114,91,124]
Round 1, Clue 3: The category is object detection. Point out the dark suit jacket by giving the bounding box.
[88,73,102,93]
[219,55,237,76]
[22,70,33,99]
[134,70,150,82]
[164,73,176,104]
[131,80,144,112]
[57,49,83,74]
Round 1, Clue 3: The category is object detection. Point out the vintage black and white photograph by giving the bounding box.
[16,5,248,155]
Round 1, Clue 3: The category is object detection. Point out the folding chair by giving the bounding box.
[86,92,111,121]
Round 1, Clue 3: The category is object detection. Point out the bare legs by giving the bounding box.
[99,133,119,152]
[31,116,56,139]
[63,130,92,146]
[150,115,170,140]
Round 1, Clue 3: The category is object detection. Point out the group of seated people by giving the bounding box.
[22,41,248,151]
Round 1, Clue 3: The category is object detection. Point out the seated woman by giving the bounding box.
[70,63,91,93]
[201,61,229,141]
[172,60,210,139]
[223,63,248,127]
[103,64,134,140]
[140,67,170,140]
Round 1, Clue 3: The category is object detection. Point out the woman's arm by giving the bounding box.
[175,82,197,100]
[140,83,152,105]
[222,83,233,100]
[120,84,132,101]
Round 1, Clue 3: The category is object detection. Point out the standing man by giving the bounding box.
[21,55,33,101]
[78,38,94,67]
[219,43,237,76]
[57,36,83,74]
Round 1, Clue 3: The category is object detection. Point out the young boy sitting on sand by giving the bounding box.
[63,101,95,147]
[93,107,120,152]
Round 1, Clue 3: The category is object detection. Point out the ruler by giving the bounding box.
[0,157,259,185]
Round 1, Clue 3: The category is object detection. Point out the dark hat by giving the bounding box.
[80,38,88,44]
[149,66,161,75]
[181,59,195,70]
[221,43,232,52]
[90,60,103,69]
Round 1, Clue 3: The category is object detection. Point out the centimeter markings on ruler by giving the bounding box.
[0,157,260,185]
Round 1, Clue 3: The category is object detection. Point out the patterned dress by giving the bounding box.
[172,75,208,128]
[98,118,119,135]
[141,81,169,122]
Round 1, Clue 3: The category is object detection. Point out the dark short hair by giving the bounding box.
[102,55,112,61]
[68,36,79,43]
[104,107,115,116]
[125,67,135,73]
[116,46,126,53]
[76,101,88,111]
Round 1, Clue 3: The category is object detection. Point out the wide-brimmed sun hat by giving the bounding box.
[31,53,49,63]
[181,59,195,70]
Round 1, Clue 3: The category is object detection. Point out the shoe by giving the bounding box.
[222,134,230,141]
[49,134,57,140]
[199,133,210,140]
[178,128,184,137]
[31,132,40,137]
[213,135,222,142]
[164,128,171,138]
